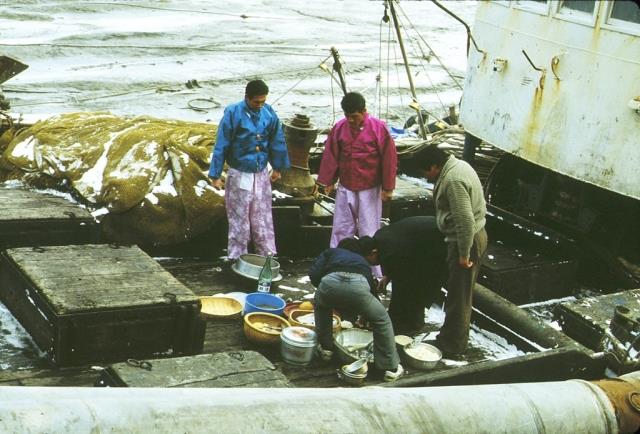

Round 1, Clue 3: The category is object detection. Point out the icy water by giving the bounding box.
[1,0,476,129]
[0,0,477,370]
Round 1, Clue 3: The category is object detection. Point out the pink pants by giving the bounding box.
[225,167,277,260]
[330,184,382,277]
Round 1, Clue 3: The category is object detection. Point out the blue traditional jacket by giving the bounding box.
[208,100,290,179]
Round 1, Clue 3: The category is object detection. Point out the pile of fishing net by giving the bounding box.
[0,112,224,246]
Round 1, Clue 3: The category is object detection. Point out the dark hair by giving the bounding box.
[417,144,449,169]
[337,237,362,254]
[357,236,377,256]
[341,92,366,114]
[245,80,269,98]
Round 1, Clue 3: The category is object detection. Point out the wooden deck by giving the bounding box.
[0,183,607,388]
[0,187,99,248]
[0,254,603,389]
[0,244,204,367]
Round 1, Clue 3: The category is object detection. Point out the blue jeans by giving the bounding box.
[314,272,400,371]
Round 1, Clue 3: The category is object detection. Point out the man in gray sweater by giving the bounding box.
[420,145,488,358]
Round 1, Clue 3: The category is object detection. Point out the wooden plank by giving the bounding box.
[0,188,61,198]
[0,188,93,221]
[0,197,86,209]
[0,188,98,247]
[0,367,99,387]
[16,258,165,276]
[6,244,147,262]
[102,351,291,388]
[1,209,89,220]
[4,245,199,314]
[37,282,192,314]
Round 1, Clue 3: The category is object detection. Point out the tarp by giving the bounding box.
[0,112,224,246]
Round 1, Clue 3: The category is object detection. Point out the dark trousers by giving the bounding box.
[314,272,400,371]
[388,274,442,334]
[438,228,488,353]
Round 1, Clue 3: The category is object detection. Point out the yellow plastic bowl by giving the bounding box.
[200,296,243,319]
[244,312,290,345]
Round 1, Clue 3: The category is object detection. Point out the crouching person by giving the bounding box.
[308,238,404,382]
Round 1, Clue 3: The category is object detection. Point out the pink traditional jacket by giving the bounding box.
[317,113,397,192]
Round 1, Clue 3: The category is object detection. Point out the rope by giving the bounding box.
[270,66,318,106]
[385,20,392,122]
[372,1,462,129]
[396,2,463,91]
[430,0,485,57]
[330,68,336,125]
[376,15,384,119]
[271,54,332,107]
[390,29,409,126]
[396,127,466,155]
[399,16,449,115]
[9,63,331,110]
[187,98,221,112]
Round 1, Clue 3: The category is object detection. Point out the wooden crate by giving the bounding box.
[97,351,291,388]
[0,187,99,248]
[554,288,640,351]
[0,244,205,366]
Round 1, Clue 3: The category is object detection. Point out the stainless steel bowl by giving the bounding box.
[231,254,282,282]
[402,342,442,370]
[344,358,368,375]
[334,329,374,363]
[338,364,367,386]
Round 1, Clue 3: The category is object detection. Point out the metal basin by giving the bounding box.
[403,342,442,370]
[337,364,367,386]
[334,329,374,363]
[231,254,282,282]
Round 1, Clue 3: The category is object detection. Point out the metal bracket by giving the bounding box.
[126,358,153,371]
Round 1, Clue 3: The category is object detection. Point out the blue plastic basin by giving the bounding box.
[243,292,286,316]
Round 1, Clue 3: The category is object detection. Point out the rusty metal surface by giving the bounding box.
[593,377,640,434]
[459,1,640,200]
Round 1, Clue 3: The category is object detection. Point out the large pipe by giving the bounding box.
[473,283,590,352]
[1,372,638,433]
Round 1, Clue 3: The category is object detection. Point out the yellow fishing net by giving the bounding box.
[0,112,224,245]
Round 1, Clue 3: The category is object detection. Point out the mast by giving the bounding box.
[386,0,427,139]
[330,47,348,96]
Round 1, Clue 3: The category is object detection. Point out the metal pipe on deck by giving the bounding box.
[1,372,638,433]
[473,283,589,351]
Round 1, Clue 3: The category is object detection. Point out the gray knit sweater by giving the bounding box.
[433,155,486,258]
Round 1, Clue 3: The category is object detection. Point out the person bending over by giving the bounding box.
[309,238,404,382]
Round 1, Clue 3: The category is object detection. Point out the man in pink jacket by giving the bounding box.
[317,92,398,268]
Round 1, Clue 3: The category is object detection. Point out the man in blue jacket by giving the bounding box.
[208,80,290,260]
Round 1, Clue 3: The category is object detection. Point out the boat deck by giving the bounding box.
[0,256,603,389]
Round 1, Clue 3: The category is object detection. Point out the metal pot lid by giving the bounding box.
[282,326,317,343]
